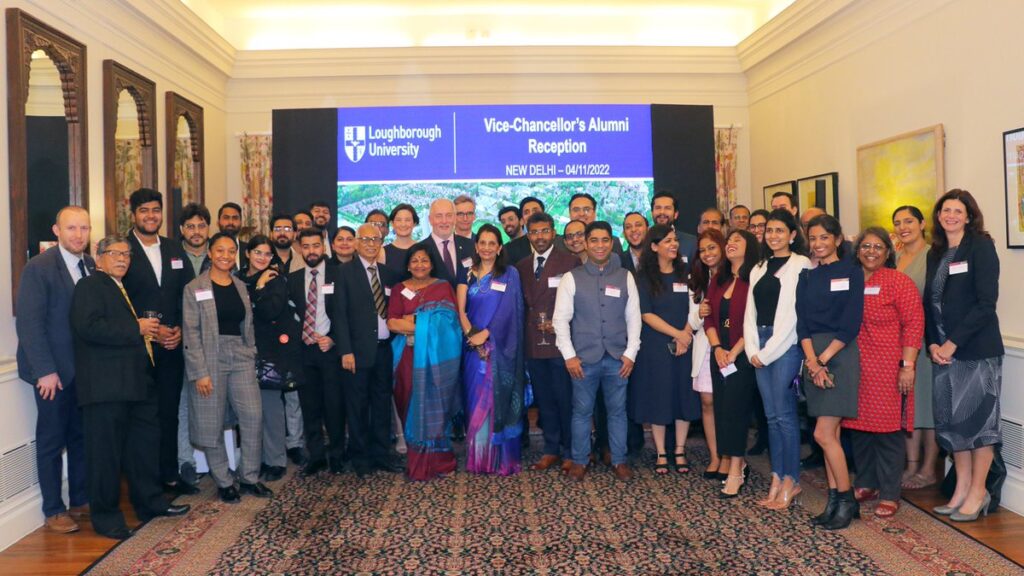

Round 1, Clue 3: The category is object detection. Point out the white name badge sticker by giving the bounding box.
[321,283,335,295]
[547,275,562,289]
[461,257,473,268]
[950,261,969,275]
[864,286,881,296]
[830,278,850,292]
[402,287,417,300]
[720,362,738,377]
[604,285,621,298]
[384,287,392,297]
[195,289,213,302]
[673,282,688,293]
[682,256,689,264]
[170,258,184,270]
[491,281,507,293]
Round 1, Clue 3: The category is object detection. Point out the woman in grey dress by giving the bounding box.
[924,190,1004,522]
[893,205,938,490]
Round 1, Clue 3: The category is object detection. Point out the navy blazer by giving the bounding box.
[424,235,475,287]
[333,257,400,367]
[16,246,96,385]
[924,233,1003,360]
[675,228,697,265]
[122,232,195,328]
[287,263,343,356]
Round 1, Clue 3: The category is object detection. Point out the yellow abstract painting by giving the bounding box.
[857,125,944,230]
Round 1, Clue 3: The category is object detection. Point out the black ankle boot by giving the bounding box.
[823,490,860,530]
[812,488,839,526]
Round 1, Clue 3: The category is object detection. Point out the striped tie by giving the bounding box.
[368,265,385,318]
[302,269,318,345]
[117,283,154,365]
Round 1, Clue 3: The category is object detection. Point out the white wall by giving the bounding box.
[745,0,1024,512]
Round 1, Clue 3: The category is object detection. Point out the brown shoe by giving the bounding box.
[567,463,587,481]
[613,463,634,481]
[45,512,79,534]
[602,450,612,467]
[68,504,90,520]
[532,454,561,471]
[560,459,574,473]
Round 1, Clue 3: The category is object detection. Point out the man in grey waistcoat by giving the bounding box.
[552,221,642,482]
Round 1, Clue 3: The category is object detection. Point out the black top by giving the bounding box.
[753,255,790,326]
[213,281,245,336]
[795,257,864,344]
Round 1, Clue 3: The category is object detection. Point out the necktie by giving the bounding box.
[302,269,318,345]
[535,255,546,280]
[442,239,455,277]
[117,283,154,365]
[77,259,88,281]
[368,265,386,318]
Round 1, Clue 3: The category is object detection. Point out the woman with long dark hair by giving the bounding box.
[631,225,700,473]
[457,224,525,475]
[925,189,1004,521]
[744,209,809,509]
[796,214,864,529]
[688,229,726,479]
[704,229,760,498]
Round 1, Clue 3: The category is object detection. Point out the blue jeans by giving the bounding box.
[571,354,628,466]
[754,326,802,482]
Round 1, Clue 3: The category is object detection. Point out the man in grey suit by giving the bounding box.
[15,206,94,534]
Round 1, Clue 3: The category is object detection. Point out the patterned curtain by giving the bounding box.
[175,137,197,205]
[715,126,740,212]
[115,138,142,234]
[240,134,273,234]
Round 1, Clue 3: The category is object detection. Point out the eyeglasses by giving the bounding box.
[564,232,585,240]
[182,223,208,231]
[749,223,766,230]
[102,250,132,258]
[527,228,552,237]
[272,226,293,232]
[570,206,594,214]
[456,211,475,218]
[358,237,383,244]
[859,243,886,252]
[368,221,386,228]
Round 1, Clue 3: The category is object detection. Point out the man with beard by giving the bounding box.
[563,220,588,263]
[310,201,334,257]
[498,206,523,242]
[270,214,304,274]
[504,197,566,266]
[293,210,314,234]
[620,212,648,273]
[122,188,198,496]
[176,203,210,486]
[650,190,696,263]
[568,193,623,254]
[217,202,246,267]
[288,229,346,475]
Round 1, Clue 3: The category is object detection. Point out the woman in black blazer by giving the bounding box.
[923,189,1003,522]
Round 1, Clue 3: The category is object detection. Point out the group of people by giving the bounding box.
[16,184,1003,540]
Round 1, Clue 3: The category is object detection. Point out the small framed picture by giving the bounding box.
[796,172,840,219]
[763,181,797,210]
[1003,127,1024,248]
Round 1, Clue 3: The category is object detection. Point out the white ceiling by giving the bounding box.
[179,0,796,50]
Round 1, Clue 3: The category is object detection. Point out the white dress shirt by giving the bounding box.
[360,256,390,340]
[133,230,163,286]
[552,265,642,363]
[533,245,554,274]
[58,245,87,285]
[303,261,331,336]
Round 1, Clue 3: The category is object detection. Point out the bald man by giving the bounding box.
[16,206,95,533]
[425,198,475,286]
[800,207,825,231]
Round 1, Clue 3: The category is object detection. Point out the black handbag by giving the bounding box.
[940,449,1007,513]
[256,358,300,391]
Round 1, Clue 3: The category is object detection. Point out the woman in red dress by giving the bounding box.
[843,227,924,517]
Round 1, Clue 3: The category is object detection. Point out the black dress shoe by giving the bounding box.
[287,447,307,466]
[157,504,191,517]
[329,461,347,475]
[164,480,200,496]
[302,459,327,477]
[218,486,241,504]
[352,464,373,478]
[239,482,274,498]
[262,465,286,482]
[98,526,133,540]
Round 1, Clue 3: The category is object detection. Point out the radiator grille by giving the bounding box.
[0,442,38,502]
[1002,417,1023,470]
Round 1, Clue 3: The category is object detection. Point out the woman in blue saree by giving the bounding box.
[457,224,525,475]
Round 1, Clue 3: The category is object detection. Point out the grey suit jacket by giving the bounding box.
[182,272,257,447]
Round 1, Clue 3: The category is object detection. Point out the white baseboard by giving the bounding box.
[998,468,1024,516]
[0,487,44,552]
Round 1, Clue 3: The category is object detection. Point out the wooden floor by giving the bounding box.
[0,475,1021,576]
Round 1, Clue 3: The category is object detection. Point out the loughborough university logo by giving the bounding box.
[343,126,366,163]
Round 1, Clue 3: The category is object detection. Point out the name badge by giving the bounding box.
[170,258,184,270]
[402,287,417,300]
[384,287,392,297]
[461,257,473,268]
[547,275,562,289]
[682,256,689,264]
[949,261,968,275]
[491,281,507,293]
[321,283,335,295]
[673,282,688,293]
[604,285,621,298]
[195,288,213,302]
[720,362,738,377]
[830,278,850,292]
[864,286,881,296]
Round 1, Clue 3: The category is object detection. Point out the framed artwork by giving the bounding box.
[857,124,945,230]
[796,172,839,219]
[1003,127,1024,248]
[763,180,796,210]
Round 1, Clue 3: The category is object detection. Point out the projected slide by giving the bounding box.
[337,104,654,240]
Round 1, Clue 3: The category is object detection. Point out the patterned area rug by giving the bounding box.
[85,441,1023,575]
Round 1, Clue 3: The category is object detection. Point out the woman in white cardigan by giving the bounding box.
[744,209,811,509]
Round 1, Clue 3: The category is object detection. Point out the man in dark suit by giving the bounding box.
[288,228,346,475]
[15,206,94,534]
[70,235,189,540]
[217,202,247,263]
[620,212,648,273]
[424,198,474,286]
[515,213,580,471]
[121,188,198,495]
[504,197,567,265]
[651,190,697,264]
[334,223,401,476]
[569,193,624,254]
[311,201,335,258]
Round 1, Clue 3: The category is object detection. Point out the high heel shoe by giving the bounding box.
[950,493,991,522]
[812,489,839,526]
[822,490,860,530]
[767,485,803,510]
[719,474,745,499]
[654,454,670,475]
[933,501,964,516]
[758,477,782,507]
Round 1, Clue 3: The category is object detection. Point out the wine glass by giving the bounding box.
[537,311,550,346]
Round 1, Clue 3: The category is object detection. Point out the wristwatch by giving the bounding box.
[899,359,915,369]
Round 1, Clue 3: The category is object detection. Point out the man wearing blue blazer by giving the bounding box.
[424,198,474,287]
[15,206,95,534]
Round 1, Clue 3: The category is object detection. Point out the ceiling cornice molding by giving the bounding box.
[230,46,743,80]
[736,0,857,71]
[742,0,959,104]
[109,0,236,76]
